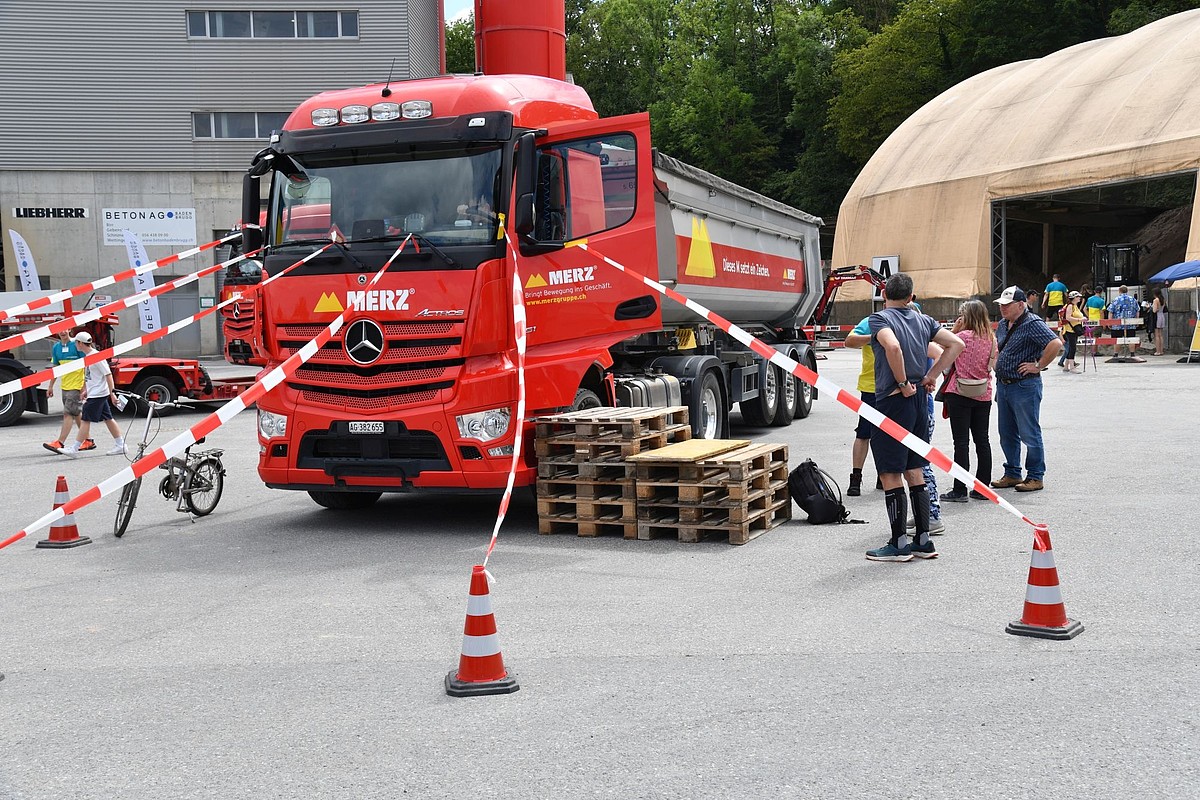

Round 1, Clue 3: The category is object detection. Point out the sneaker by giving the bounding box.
[866,542,913,562]
[847,473,862,497]
[1014,478,1043,492]
[106,443,127,456]
[940,489,968,503]
[43,439,63,454]
[905,517,946,535]
[969,490,989,500]
[79,439,97,452]
[990,475,1023,489]
[909,540,939,559]
[58,444,80,459]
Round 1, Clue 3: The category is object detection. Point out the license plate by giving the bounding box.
[349,421,385,434]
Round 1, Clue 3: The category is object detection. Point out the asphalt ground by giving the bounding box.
[0,350,1196,799]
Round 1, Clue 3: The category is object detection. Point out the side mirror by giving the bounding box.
[241,174,264,253]
[513,132,537,238]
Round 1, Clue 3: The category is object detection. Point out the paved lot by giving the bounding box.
[1,351,1196,799]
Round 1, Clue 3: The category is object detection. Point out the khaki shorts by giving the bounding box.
[61,389,82,418]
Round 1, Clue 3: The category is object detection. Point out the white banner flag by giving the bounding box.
[7,229,41,292]
[123,229,163,334]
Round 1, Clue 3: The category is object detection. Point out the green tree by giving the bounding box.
[1108,0,1197,33]
[445,15,475,74]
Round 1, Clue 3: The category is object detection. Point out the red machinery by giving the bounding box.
[238,0,826,508]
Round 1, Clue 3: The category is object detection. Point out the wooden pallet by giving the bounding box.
[635,463,789,504]
[534,406,691,439]
[537,515,638,539]
[534,424,693,462]
[628,442,789,485]
[536,458,628,481]
[537,476,637,501]
[637,480,789,523]
[636,496,792,545]
[537,494,637,522]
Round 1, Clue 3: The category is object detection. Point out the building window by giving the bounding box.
[193,112,291,140]
[187,10,359,39]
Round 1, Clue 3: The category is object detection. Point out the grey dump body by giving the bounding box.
[652,151,824,329]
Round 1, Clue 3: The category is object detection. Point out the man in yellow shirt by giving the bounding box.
[43,329,95,453]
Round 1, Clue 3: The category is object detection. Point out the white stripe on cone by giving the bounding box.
[1024,584,1066,606]
[460,633,502,658]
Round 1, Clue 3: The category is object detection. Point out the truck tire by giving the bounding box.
[308,491,382,510]
[770,364,796,427]
[690,371,725,440]
[132,376,178,417]
[793,352,817,420]
[739,365,778,427]
[571,388,604,411]
[0,373,27,427]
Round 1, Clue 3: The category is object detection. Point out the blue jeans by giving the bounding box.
[995,378,1045,481]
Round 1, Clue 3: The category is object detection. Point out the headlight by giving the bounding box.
[258,409,288,439]
[340,104,369,124]
[371,102,400,121]
[401,100,433,119]
[456,407,511,442]
[311,108,338,127]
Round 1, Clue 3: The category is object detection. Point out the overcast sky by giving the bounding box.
[445,0,472,21]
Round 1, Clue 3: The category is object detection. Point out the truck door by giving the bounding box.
[516,113,663,350]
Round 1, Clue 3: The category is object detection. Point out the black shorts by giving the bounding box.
[81,397,113,423]
[854,391,877,439]
[870,390,930,475]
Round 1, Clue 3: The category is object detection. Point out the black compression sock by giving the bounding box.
[885,487,908,545]
[909,483,930,545]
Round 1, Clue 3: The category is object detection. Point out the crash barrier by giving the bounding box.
[0,238,415,551]
[445,565,519,697]
[36,476,91,549]
[0,245,334,399]
[0,232,242,324]
[0,247,264,353]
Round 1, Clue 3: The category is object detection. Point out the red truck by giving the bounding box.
[239,2,824,509]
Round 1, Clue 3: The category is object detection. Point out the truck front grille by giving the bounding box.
[296,425,451,479]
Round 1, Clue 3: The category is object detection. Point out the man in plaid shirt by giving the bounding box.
[1107,285,1144,362]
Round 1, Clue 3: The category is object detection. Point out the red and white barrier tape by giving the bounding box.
[1,239,411,550]
[482,231,528,567]
[0,233,242,323]
[0,245,333,399]
[0,248,264,352]
[567,240,1039,531]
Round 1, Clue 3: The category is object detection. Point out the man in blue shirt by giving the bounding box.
[863,273,963,562]
[1106,284,1145,362]
[990,287,1062,493]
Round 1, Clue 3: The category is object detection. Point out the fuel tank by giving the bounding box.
[652,152,824,329]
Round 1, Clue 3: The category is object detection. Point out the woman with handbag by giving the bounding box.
[1060,291,1086,372]
[940,300,997,502]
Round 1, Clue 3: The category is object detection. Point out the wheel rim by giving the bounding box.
[782,370,797,412]
[144,383,171,404]
[700,385,720,438]
[0,394,13,417]
[187,461,221,514]
[763,368,778,410]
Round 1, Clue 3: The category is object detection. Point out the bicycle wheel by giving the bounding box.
[114,477,142,538]
[185,458,224,516]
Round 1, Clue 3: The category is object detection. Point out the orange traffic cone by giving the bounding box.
[1006,524,1082,640]
[445,565,519,697]
[36,475,92,549]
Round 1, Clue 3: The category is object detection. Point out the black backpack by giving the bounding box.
[788,459,861,525]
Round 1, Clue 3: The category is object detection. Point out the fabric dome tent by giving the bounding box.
[833,10,1200,300]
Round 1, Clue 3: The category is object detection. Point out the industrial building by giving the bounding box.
[0,1,442,357]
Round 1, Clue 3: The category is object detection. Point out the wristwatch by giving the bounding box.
[898,380,913,388]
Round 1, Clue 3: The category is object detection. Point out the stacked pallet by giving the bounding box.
[628,439,791,545]
[534,406,691,538]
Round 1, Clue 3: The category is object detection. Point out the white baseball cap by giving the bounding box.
[72,331,93,345]
[995,286,1027,305]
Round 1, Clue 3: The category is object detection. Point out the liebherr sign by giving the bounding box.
[103,208,197,246]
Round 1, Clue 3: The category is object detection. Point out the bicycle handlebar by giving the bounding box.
[115,389,198,411]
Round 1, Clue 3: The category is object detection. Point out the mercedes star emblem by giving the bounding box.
[344,318,385,365]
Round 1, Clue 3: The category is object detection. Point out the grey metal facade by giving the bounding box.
[0,1,441,357]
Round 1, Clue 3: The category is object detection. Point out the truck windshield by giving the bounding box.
[269,143,503,249]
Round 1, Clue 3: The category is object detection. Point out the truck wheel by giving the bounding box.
[770,364,796,427]
[690,371,725,440]
[308,491,382,510]
[132,376,178,416]
[793,353,817,420]
[571,388,604,411]
[0,373,27,427]
[739,365,778,427]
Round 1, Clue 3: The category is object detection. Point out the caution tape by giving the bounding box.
[0,245,334,399]
[482,233,528,567]
[566,240,1040,530]
[1,239,412,550]
[0,232,242,323]
[0,248,264,353]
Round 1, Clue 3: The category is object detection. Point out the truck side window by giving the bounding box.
[535,133,636,241]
